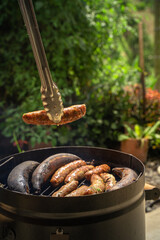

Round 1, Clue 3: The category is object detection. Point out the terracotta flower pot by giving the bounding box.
[120,138,149,163]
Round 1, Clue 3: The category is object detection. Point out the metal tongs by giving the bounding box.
[18,0,64,123]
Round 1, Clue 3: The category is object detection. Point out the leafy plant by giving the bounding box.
[118,121,160,144]
[123,84,160,125]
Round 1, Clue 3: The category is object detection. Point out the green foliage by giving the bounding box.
[122,85,160,126]
[117,83,160,148]
[118,121,160,146]
[135,0,154,10]
[0,0,148,149]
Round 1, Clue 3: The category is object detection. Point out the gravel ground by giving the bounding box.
[145,157,160,212]
[145,158,160,188]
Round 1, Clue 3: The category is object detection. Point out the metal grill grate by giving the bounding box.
[0,154,141,197]
[0,157,95,197]
[39,179,89,197]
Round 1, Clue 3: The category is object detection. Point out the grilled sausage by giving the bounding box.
[52,180,79,197]
[32,153,80,192]
[66,174,105,197]
[50,160,86,187]
[100,173,116,191]
[7,161,39,194]
[64,165,94,183]
[85,164,110,181]
[108,167,138,191]
[22,104,86,125]
[89,174,105,193]
[66,185,94,197]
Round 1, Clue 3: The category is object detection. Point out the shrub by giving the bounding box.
[123,84,160,125]
[0,0,141,149]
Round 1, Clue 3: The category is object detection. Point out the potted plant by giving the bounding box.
[118,121,160,163]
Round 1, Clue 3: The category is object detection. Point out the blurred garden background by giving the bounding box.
[0,0,160,159]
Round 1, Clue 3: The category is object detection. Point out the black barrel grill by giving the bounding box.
[0,146,157,240]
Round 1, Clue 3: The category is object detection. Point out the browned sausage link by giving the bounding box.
[66,185,94,197]
[89,174,105,194]
[100,173,116,191]
[85,164,110,181]
[108,167,138,191]
[52,181,79,197]
[64,165,94,183]
[22,104,86,125]
[32,153,81,192]
[50,160,86,187]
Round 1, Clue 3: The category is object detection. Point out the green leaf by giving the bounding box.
[145,121,160,136]
[118,134,130,141]
[134,124,143,138]
[143,126,152,136]
[124,124,136,138]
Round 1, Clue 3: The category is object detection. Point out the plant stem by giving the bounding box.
[13,133,22,153]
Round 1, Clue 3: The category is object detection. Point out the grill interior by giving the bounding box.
[0,147,145,238]
[0,154,125,197]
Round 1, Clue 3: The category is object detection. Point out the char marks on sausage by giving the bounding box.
[89,174,105,193]
[52,180,79,197]
[100,173,116,191]
[32,153,81,192]
[66,185,94,197]
[22,104,86,125]
[64,165,94,183]
[108,167,138,191]
[50,160,86,187]
[85,164,110,181]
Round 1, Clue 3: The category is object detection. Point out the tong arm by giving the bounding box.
[18,0,64,123]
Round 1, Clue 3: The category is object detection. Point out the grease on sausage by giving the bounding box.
[52,180,79,197]
[66,174,105,197]
[22,104,86,125]
[108,167,138,191]
[89,174,105,193]
[64,165,94,183]
[85,164,110,181]
[66,185,94,197]
[100,173,116,191]
[50,160,86,187]
[32,153,81,192]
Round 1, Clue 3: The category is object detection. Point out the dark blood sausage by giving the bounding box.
[64,165,94,183]
[100,173,116,191]
[52,180,79,197]
[108,167,138,191]
[7,161,39,194]
[85,164,110,181]
[22,104,86,125]
[66,185,94,197]
[32,153,81,192]
[89,174,105,194]
[50,160,86,187]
